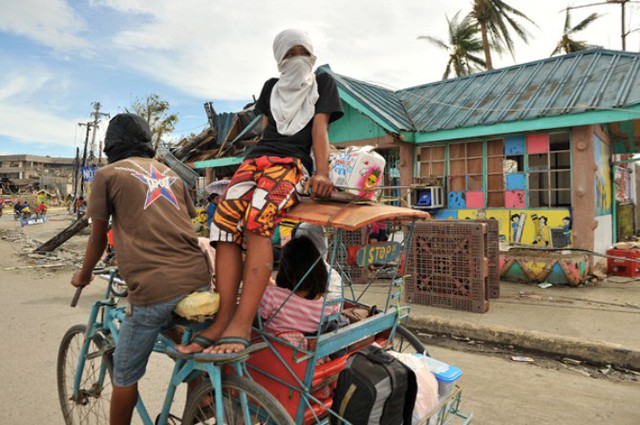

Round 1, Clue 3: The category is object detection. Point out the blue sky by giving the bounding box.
[1,0,638,159]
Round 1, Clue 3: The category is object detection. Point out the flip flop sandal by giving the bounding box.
[165,335,217,359]
[193,337,267,363]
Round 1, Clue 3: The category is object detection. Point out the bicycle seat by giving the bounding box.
[174,291,220,323]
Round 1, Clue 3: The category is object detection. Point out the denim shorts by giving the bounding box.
[112,294,186,387]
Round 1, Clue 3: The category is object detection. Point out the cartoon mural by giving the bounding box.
[594,132,612,216]
[434,208,572,247]
[358,166,383,199]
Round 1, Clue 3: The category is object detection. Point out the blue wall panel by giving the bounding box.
[505,135,526,155]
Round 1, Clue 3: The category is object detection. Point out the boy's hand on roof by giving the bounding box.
[305,174,333,199]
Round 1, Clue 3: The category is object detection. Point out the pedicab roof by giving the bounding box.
[285,199,430,230]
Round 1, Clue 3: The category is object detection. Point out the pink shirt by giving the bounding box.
[259,286,338,334]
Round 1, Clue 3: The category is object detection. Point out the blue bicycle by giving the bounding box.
[56,269,293,425]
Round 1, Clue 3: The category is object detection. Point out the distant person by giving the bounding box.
[35,201,47,217]
[76,196,87,217]
[205,193,219,229]
[369,221,388,242]
[70,113,210,425]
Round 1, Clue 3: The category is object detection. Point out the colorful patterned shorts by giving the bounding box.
[210,156,307,246]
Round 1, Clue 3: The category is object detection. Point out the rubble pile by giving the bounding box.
[0,229,85,272]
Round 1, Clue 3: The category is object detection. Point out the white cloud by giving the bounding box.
[1,0,640,157]
[91,0,640,101]
[0,103,82,149]
[0,0,90,52]
[0,65,86,150]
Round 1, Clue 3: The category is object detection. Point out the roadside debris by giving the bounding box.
[562,357,582,366]
[511,356,535,363]
[0,228,85,272]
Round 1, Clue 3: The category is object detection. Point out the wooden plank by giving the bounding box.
[284,200,430,230]
[35,217,89,253]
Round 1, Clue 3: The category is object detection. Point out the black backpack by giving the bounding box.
[331,345,417,425]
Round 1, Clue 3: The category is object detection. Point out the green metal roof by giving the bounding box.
[318,66,414,133]
[214,112,238,145]
[193,155,244,170]
[322,49,640,140]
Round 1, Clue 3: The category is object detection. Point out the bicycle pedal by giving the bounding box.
[154,413,182,425]
[93,331,115,353]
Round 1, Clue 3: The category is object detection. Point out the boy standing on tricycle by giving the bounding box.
[178,28,343,356]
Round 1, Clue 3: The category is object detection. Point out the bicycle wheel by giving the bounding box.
[391,325,429,356]
[57,324,113,425]
[182,374,294,425]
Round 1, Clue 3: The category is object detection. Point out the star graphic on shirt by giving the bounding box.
[131,165,180,210]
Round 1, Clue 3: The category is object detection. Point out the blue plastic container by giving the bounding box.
[416,354,463,396]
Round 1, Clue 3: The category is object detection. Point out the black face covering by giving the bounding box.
[103,113,156,164]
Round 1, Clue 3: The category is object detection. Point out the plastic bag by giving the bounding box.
[387,351,439,424]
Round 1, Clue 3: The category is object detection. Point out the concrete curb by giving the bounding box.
[407,315,640,371]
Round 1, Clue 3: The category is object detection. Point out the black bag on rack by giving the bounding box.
[331,345,417,425]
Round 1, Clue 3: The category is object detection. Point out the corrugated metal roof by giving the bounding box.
[324,49,640,135]
[215,112,238,145]
[317,66,413,132]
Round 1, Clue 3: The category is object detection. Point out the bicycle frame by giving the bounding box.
[249,211,421,424]
[71,270,214,425]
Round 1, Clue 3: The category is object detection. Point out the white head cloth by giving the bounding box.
[270,29,319,136]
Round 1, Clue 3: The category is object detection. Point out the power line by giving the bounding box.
[174,122,209,133]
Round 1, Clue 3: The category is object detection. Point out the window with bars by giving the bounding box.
[527,134,571,207]
[417,145,445,180]
[487,139,506,207]
[379,148,401,206]
[448,141,483,191]
[419,132,572,209]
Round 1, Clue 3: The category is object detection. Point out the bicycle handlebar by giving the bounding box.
[71,286,83,307]
[70,267,120,307]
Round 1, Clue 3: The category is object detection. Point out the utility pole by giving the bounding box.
[89,101,110,165]
[78,121,95,209]
[72,147,80,212]
[565,0,640,50]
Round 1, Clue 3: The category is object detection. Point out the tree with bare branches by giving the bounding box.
[128,94,178,151]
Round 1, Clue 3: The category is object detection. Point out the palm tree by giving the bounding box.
[418,11,487,80]
[551,9,600,55]
[469,0,535,70]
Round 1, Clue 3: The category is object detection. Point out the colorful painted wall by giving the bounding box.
[594,132,612,216]
[434,208,572,248]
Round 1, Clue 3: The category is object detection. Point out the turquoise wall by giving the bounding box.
[329,103,387,144]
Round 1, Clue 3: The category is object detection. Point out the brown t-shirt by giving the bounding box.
[87,157,209,306]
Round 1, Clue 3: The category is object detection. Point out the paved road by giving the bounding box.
[1,213,639,424]
[426,344,639,424]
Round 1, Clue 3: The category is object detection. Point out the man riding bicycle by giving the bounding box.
[71,113,211,425]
